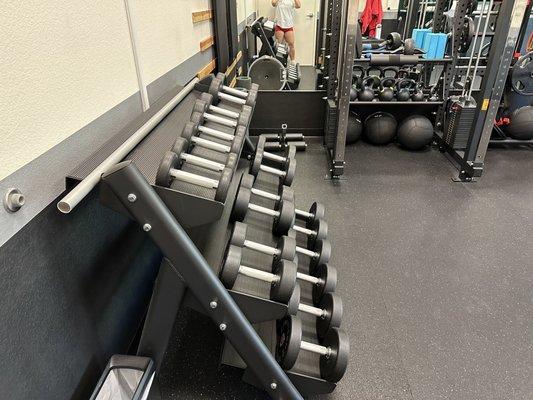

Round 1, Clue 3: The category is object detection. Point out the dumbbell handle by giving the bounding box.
[203,112,238,128]
[263,151,286,163]
[296,245,318,259]
[223,84,248,99]
[260,164,286,178]
[298,303,326,318]
[293,225,316,237]
[249,203,280,218]
[244,239,280,256]
[296,271,320,285]
[295,209,313,219]
[180,153,225,172]
[191,136,230,153]
[169,168,218,189]
[301,340,331,357]
[239,265,277,283]
[198,125,235,142]
[209,104,240,119]
[219,91,246,106]
[251,187,280,201]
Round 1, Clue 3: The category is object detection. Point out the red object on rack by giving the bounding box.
[360,0,383,37]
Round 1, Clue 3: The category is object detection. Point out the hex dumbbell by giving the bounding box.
[194,92,247,121]
[230,222,296,262]
[181,123,245,155]
[171,138,238,173]
[240,173,326,225]
[276,315,349,383]
[156,151,231,202]
[209,76,259,108]
[287,284,342,339]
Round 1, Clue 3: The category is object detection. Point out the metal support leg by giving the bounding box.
[101,161,303,400]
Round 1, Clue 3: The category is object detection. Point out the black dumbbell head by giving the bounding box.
[239,173,255,190]
[208,78,224,102]
[231,186,252,221]
[316,293,343,340]
[215,72,226,84]
[230,126,246,154]
[193,99,209,115]
[250,145,264,176]
[190,111,204,125]
[238,107,252,128]
[200,92,214,105]
[320,328,349,383]
[271,259,297,303]
[230,221,248,247]
[284,157,297,186]
[273,199,296,237]
[226,153,238,171]
[285,144,297,160]
[310,239,331,272]
[171,137,189,160]
[155,151,179,187]
[310,202,326,223]
[278,235,297,262]
[246,89,258,108]
[287,282,301,315]
[307,218,328,249]
[276,315,302,370]
[215,167,233,202]
[312,264,337,304]
[219,245,242,289]
[182,122,198,141]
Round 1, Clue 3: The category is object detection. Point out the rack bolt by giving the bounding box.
[270,382,277,390]
[210,301,218,309]
[127,193,137,202]
[3,188,25,213]
[143,223,152,232]
[219,323,227,331]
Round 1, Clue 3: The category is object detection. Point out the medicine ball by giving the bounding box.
[364,112,397,145]
[397,115,434,150]
[347,111,362,144]
[506,106,533,140]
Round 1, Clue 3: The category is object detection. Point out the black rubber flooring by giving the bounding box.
[157,140,533,400]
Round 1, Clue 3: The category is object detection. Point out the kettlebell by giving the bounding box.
[350,85,358,101]
[396,89,411,101]
[396,78,415,102]
[379,77,396,101]
[411,85,425,101]
[358,76,378,101]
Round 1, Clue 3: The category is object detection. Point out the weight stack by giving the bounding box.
[443,96,477,150]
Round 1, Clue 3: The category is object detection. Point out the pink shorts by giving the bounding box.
[275,25,294,33]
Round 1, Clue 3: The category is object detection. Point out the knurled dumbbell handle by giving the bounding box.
[251,187,281,202]
[203,112,237,128]
[293,225,315,237]
[180,153,225,172]
[296,245,317,258]
[239,265,278,283]
[198,125,235,141]
[295,209,313,219]
[244,239,280,256]
[248,203,279,218]
[223,85,248,99]
[192,136,230,153]
[219,91,246,106]
[260,164,286,177]
[296,271,320,285]
[169,168,218,189]
[298,303,326,318]
[209,104,240,119]
[263,151,286,163]
[300,340,330,357]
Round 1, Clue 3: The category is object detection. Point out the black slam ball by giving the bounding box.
[364,112,397,144]
[507,106,533,140]
[397,115,434,150]
[347,111,363,144]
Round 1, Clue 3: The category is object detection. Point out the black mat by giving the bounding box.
[158,140,533,399]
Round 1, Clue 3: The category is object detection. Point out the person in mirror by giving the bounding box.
[271,0,301,63]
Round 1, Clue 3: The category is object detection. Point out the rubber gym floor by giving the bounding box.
[157,140,533,400]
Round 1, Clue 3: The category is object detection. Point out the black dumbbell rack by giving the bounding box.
[67,88,246,228]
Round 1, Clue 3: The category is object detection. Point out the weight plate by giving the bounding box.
[278,235,297,262]
[216,167,233,202]
[386,32,402,50]
[312,264,337,304]
[312,239,332,272]
[155,151,179,187]
[231,187,251,221]
[272,260,297,304]
[316,293,343,339]
[310,202,326,222]
[274,199,296,236]
[220,245,242,288]
[403,38,415,56]
[458,17,475,53]
[230,222,247,247]
[276,315,302,370]
[287,281,301,315]
[284,157,297,186]
[248,55,287,90]
[251,146,264,175]
[320,328,349,382]
[511,52,533,95]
